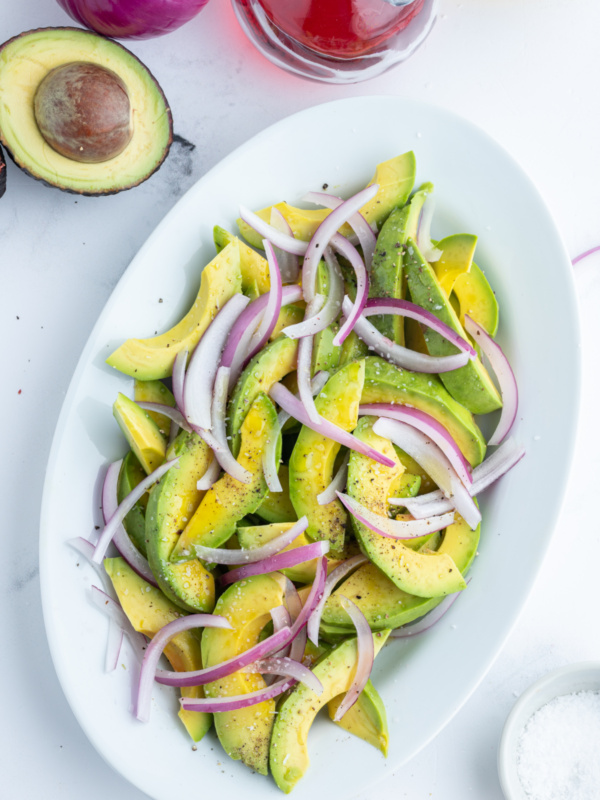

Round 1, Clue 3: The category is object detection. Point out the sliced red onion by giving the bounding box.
[247,240,283,358]
[243,656,324,696]
[137,402,192,433]
[194,516,308,565]
[196,455,221,491]
[183,293,250,431]
[105,619,124,673]
[69,536,110,585]
[90,585,147,664]
[284,579,307,663]
[317,451,350,506]
[390,579,470,639]
[209,366,250,486]
[363,298,477,357]
[306,554,368,646]
[239,205,308,256]
[155,624,294,688]
[172,348,188,413]
[220,540,329,587]
[302,184,379,303]
[416,193,442,262]
[270,382,395,469]
[180,676,295,713]
[572,244,600,265]
[136,613,232,722]
[282,251,343,339]
[93,458,180,564]
[331,236,369,347]
[464,315,518,446]
[197,426,252,485]
[332,597,374,721]
[276,370,330,430]
[263,411,283,494]
[302,190,377,269]
[345,299,471,374]
[270,208,300,283]
[297,294,326,425]
[291,555,328,634]
[359,404,472,487]
[271,604,292,632]
[337,492,455,540]
[399,437,526,518]
[371,417,481,529]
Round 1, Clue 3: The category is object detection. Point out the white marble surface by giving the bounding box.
[2,1,600,798]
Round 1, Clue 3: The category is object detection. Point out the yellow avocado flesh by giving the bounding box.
[104,557,211,743]
[327,678,388,756]
[112,392,166,474]
[106,241,242,380]
[133,379,175,437]
[452,262,499,336]
[348,417,466,599]
[256,464,297,523]
[237,151,416,247]
[288,360,365,555]
[201,573,286,775]
[433,233,477,297]
[213,226,271,295]
[270,631,390,793]
[0,28,171,193]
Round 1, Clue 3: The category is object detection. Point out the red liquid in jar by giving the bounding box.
[254,0,426,58]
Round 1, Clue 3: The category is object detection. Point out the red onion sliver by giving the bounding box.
[136,613,232,722]
[172,348,188,413]
[345,299,471,374]
[220,541,329,587]
[363,298,477,357]
[183,293,250,431]
[69,536,110,585]
[156,625,294,688]
[297,294,326,425]
[337,491,455,540]
[284,579,307,663]
[390,579,470,639]
[105,619,124,673]
[247,240,283,358]
[270,382,395,469]
[359,404,472,487]
[317,451,350,506]
[306,554,368,646]
[196,455,221,491]
[93,458,180,564]
[197,426,252,485]
[282,251,343,339]
[270,207,300,283]
[263,413,283,494]
[194,516,308,565]
[416,192,442,263]
[180,677,295,713]
[572,244,600,266]
[239,205,308,256]
[371,417,481,529]
[302,184,379,303]
[330,235,369,347]
[292,555,328,634]
[276,369,329,430]
[332,597,375,721]
[302,190,377,269]
[137,402,192,433]
[464,315,518,446]
[90,585,147,664]
[271,604,292,632]
[243,656,324,696]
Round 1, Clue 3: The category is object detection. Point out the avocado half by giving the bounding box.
[0,27,172,195]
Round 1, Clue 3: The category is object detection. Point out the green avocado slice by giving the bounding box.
[133,379,176,438]
[360,356,486,467]
[432,233,477,297]
[347,417,466,599]
[213,225,271,296]
[452,262,499,337]
[369,182,432,346]
[327,678,388,756]
[404,237,502,415]
[145,429,215,613]
[202,573,286,774]
[113,392,166,474]
[104,557,212,743]
[256,464,297,523]
[288,361,365,555]
[117,451,148,556]
[270,630,391,793]
[171,393,281,559]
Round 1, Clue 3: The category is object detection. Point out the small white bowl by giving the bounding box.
[498,661,600,799]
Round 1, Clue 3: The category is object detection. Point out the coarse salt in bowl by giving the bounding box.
[498,662,600,800]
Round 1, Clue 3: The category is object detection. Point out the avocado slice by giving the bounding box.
[201,573,286,774]
[0,28,172,195]
[339,329,369,365]
[145,429,215,613]
[288,361,365,555]
[270,630,391,793]
[361,356,486,467]
[347,417,466,599]
[171,393,281,559]
[256,464,297,523]
[452,262,499,337]
[368,183,432,346]
[107,241,242,380]
[213,226,271,296]
[237,152,416,247]
[117,451,148,556]
[327,678,388,756]
[133,379,176,437]
[404,238,502,415]
[113,392,166,474]
[432,233,477,296]
[104,557,212,743]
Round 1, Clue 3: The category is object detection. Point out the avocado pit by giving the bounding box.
[34,61,133,163]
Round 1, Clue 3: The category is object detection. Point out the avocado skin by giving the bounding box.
[0,144,5,198]
[0,27,172,196]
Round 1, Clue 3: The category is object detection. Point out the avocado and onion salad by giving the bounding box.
[74,152,524,791]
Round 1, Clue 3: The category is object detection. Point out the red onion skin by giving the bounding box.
[56,0,211,39]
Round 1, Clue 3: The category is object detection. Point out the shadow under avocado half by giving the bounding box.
[0,27,172,195]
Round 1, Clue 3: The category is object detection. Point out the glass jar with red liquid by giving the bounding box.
[231,0,437,83]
